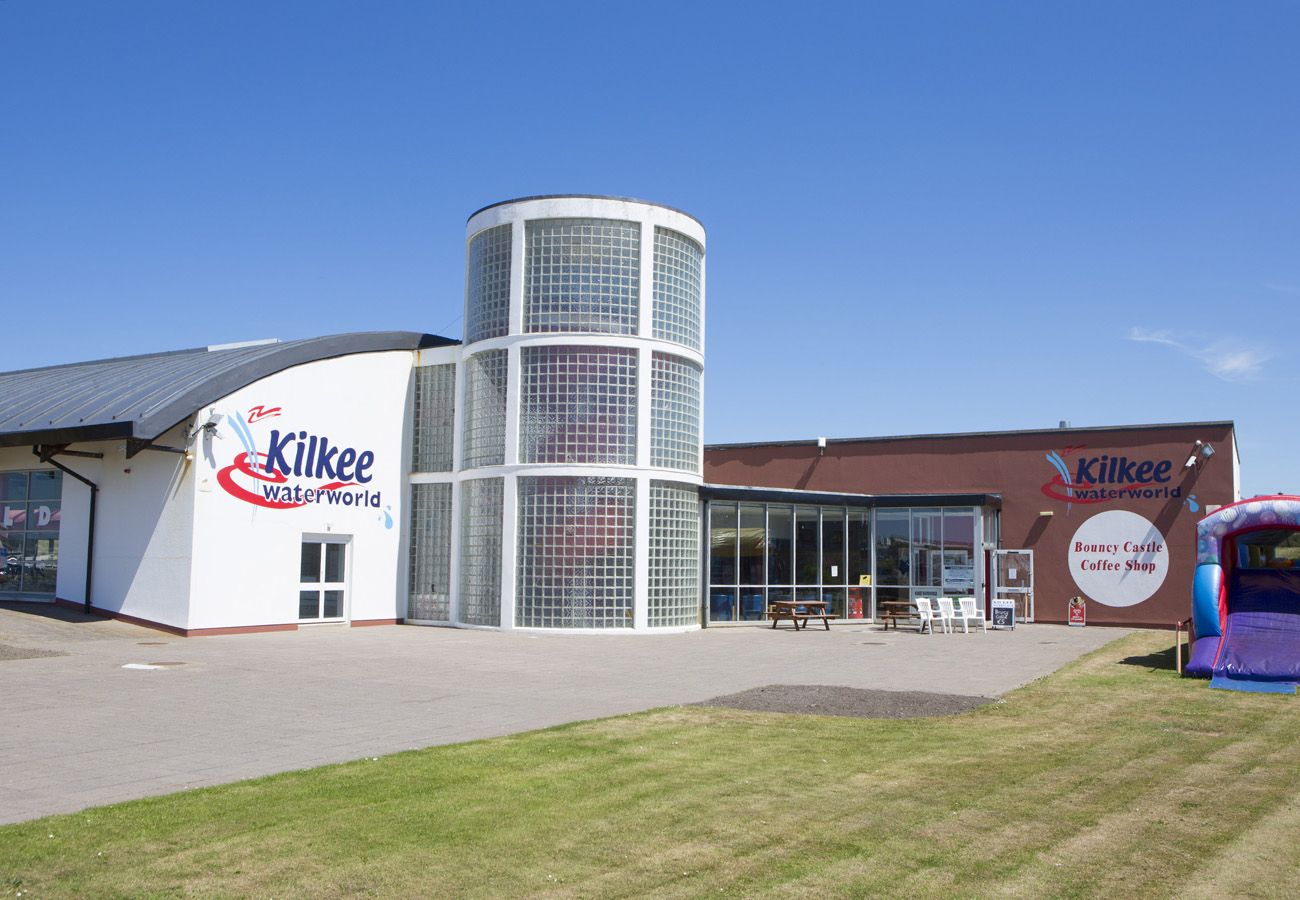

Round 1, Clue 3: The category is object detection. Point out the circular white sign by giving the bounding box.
[1068,510,1168,607]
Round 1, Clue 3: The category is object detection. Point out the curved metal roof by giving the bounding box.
[0,331,456,449]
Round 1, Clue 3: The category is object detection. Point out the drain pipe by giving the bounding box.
[33,446,101,613]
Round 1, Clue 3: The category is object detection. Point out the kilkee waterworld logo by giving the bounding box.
[1043,445,1181,511]
[216,405,388,522]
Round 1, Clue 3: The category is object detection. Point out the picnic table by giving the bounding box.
[877,600,919,631]
[768,599,832,631]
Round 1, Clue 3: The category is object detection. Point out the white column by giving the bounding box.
[633,473,651,629]
[499,474,517,630]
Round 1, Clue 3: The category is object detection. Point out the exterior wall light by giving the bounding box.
[1184,440,1215,469]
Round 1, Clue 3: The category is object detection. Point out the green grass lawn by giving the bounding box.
[2,630,1298,898]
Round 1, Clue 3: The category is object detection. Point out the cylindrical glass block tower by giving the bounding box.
[458,196,705,630]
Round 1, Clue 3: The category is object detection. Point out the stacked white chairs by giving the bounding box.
[957,597,987,633]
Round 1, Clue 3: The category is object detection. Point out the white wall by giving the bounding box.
[186,351,415,630]
[88,427,195,627]
[0,434,194,629]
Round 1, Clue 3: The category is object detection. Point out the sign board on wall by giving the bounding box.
[1068,510,1168,607]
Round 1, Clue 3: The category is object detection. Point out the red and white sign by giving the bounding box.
[1068,597,1086,626]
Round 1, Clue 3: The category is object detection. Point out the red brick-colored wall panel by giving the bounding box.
[705,423,1236,627]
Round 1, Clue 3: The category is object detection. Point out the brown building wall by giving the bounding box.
[704,422,1237,627]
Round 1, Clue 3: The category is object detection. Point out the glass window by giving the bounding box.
[462,350,509,468]
[739,588,765,622]
[822,507,845,584]
[651,227,703,350]
[520,345,638,466]
[767,505,793,585]
[710,588,736,622]
[464,224,512,343]
[647,481,700,627]
[795,506,819,585]
[524,219,640,335]
[650,352,702,472]
[458,477,504,626]
[23,534,57,595]
[942,509,976,595]
[298,590,319,619]
[324,543,345,583]
[875,509,909,585]
[821,587,846,619]
[300,543,321,583]
[847,509,871,585]
[0,472,27,502]
[0,470,62,596]
[876,586,909,618]
[409,482,453,621]
[738,504,764,585]
[516,476,636,628]
[28,471,61,500]
[412,364,456,472]
[911,509,942,587]
[323,590,343,619]
[709,503,737,586]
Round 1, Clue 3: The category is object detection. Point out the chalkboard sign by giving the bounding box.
[991,599,1016,630]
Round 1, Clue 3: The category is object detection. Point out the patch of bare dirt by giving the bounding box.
[695,684,991,719]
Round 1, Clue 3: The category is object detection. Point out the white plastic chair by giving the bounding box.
[915,597,940,634]
[957,597,987,634]
[936,597,959,634]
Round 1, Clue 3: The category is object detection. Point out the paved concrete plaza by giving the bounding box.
[0,603,1127,824]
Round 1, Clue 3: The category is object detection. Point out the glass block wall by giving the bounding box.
[524,219,640,335]
[650,352,702,472]
[458,477,503,626]
[648,480,700,627]
[652,227,703,350]
[520,345,638,465]
[412,364,455,472]
[421,196,707,630]
[462,349,508,468]
[516,476,636,628]
[408,482,453,620]
[465,224,512,343]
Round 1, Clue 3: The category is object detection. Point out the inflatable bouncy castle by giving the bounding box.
[1187,496,1300,692]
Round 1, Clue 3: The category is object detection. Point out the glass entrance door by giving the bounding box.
[991,549,1034,622]
[299,537,349,621]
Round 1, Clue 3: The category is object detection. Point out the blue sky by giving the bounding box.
[1,1,1296,496]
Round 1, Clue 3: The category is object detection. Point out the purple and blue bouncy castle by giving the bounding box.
[1187,495,1300,693]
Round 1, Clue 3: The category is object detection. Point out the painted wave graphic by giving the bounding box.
[229,411,262,473]
[1046,450,1073,513]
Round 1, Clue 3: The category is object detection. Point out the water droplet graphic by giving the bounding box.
[1185,494,1199,513]
[381,505,393,530]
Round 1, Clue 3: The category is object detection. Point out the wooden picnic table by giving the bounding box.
[768,599,832,631]
[877,600,919,631]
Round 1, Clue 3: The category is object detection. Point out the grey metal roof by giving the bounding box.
[0,331,456,449]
